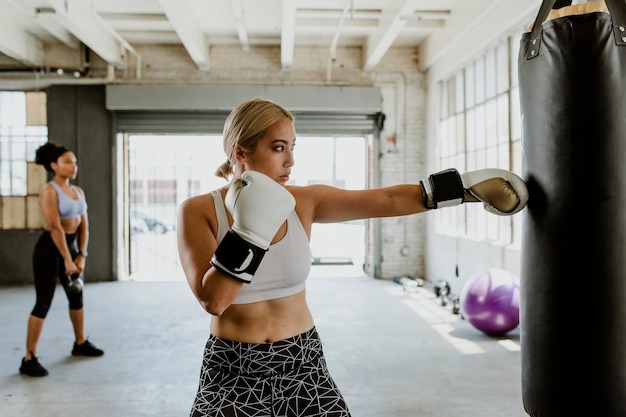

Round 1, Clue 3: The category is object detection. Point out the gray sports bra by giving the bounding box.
[211,189,311,304]
[49,181,87,219]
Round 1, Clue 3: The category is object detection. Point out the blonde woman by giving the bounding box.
[177,98,528,416]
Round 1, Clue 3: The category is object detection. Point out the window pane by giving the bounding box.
[440,81,448,119]
[485,48,497,99]
[447,116,456,157]
[496,40,510,94]
[510,87,521,140]
[0,92,48,201]
[486,99,497,148]
[455,72,464,113]
[447,78,455,117]
[11,161,27,195]
[475,58,486,104]
[475,104,486,151]
[439,119,447,158]
[13,140,27,161]
[456,153,465,174]
[466,109,476,151]
[486,146,498,167]
[510,33,522,88]
[0,162,9,194]
[455,113,465,154]
[499,144,510,170]
[497,94,509,144]
[465,65,475,109]
[437,33,517,243]
[512,139,523,175]
[476,150,486,170]
[467,150,477,172]
[0,93,26,126]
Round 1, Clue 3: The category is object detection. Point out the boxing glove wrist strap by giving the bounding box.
[211,229,267,284]
[420,168,464,209]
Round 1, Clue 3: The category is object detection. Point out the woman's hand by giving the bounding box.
[74,255,86,273]
[64,258,80,275]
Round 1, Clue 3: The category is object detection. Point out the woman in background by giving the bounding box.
[19,142,103,377]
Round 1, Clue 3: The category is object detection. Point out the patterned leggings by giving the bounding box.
[190,327,351,417]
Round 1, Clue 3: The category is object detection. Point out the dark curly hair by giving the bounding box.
[35,142,70,173]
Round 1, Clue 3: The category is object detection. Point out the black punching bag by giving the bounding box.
[519,0,626,416]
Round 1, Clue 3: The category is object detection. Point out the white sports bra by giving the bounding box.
[210,189,311,304]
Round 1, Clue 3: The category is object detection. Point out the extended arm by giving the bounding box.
[297,168,527,225]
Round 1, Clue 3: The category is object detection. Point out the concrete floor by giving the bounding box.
[0,266,526,417]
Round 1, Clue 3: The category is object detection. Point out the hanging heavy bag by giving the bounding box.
[519,1,626,416]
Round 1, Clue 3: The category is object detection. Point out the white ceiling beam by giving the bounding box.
[0,14,43,66]
[18,0,129,67]
[420,0,538,73]
[6,0,78,49]
[363,0,416,71]
[231,0,250,52]
[35,13,80,49]
[412,11,451,21]
[281,0,296,70]
[297,10,382,20]
[158,0,209,71]
[404,19,446,30]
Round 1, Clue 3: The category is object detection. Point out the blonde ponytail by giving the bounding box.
[215,98,293,180]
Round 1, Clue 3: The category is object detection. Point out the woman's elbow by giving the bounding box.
[48,224,65,235]
[198,298,230,316]
[189,271,240,316]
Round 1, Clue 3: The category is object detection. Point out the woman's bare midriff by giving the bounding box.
[46,217,82,235]
[210,290,315,343]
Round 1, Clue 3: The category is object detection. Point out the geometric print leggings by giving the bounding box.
[189,327,352,417]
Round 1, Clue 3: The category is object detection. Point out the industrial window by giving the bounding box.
[0,92,48,229]
[437,34,523,246]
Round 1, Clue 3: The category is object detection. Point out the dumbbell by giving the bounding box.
[67,272,84,293]
[433,280,451,306]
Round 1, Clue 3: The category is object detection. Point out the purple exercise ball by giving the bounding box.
[460,269,520,335]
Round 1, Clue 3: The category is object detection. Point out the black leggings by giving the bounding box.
[30,231,83,318]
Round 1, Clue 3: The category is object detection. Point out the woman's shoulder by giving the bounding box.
[72,184,85,197]
[178,191,223,237]
[287,183,348,202]
[286,184,334,227]
[39,182,56,197]
[286,183,334,196]
[178,190,226,220]
[180,192,214,210]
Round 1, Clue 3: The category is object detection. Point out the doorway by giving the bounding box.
[118,134,367,281]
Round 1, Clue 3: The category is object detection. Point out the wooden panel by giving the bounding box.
[1,196,26,229]
[27,162,47,195]
[26,196,44,229]
[26,92,47,126]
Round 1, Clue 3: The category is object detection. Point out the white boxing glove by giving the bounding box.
[211,170,296,283]
[420,168,528,216]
